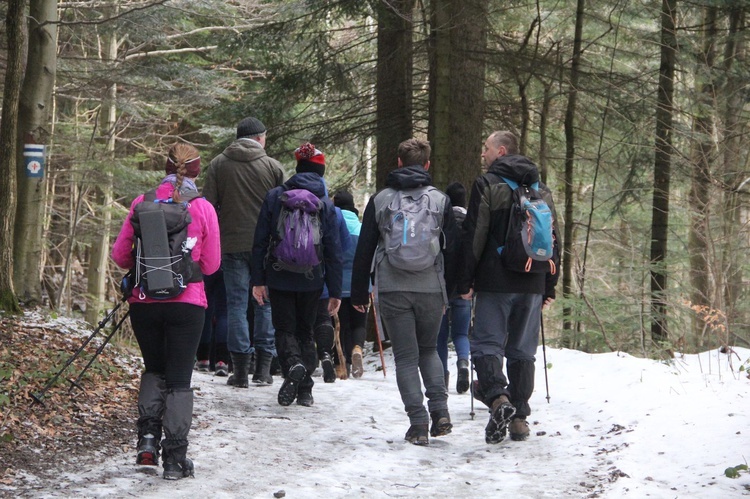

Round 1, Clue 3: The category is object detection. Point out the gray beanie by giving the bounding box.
[236,117,266,138]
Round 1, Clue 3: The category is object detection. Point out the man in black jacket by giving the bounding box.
[459,131,559,444]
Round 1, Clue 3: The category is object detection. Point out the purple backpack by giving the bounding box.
[272,189,324,276]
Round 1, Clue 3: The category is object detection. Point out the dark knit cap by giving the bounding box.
[236,117,266,139]
[295,143,326,177]
[333,190,358,216]
[445,181,467,208]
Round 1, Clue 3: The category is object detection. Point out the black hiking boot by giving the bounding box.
[136,434,159,466]
[296,389,314,407]
[456,359,470,394]
[163,457,195,480]
[485,395,516,444]
[321,352,336,383]
[278,363,306,406]
[429,409,453,437]
[404,424,429,446]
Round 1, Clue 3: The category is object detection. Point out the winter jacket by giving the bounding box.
[458,154,560,298]
[111,181,221,308]
[251,172,343,298]
[320,206,351,300]
[340,209,362,298]
[203,138,285,254]
[350,165,458,307]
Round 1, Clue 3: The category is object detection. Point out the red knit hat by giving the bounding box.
[294,143,326,176]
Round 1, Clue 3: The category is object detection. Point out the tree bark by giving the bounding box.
[0,0,28,314]
[374,0,415,189]
[13,0,58,306]
[650,0,678,349]
[561,0,585,346]
[427,0,487,191]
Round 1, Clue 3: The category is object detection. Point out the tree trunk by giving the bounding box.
[0,0,28,314]
[13,0,57,306]
[374,0,415,189]
[85,27,117,326]
[428,0,487,191]
[687,5,716,343]
[561,0,585,346]
[650,0,678,349]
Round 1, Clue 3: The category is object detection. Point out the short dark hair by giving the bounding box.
[489,131,519,155]
[397,138,431,167]
[445,181,466,208]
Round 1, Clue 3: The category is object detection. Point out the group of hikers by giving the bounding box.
[110,116,560,480]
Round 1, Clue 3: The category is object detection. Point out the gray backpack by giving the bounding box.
[376,186,445,271]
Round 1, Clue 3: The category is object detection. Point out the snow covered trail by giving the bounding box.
[20,346,750,498]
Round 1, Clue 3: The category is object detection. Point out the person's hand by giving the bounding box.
[354,304,368,314]
[460,288,473,300]
[543,297,555,310]
[328,298,341,316]
[252,286,268,306]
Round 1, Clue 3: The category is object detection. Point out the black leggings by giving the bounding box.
[129,302,205,390]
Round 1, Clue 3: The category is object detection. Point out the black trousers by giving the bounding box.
[338,298,367,363]
[130,302,205,390]
[269,288,321,376]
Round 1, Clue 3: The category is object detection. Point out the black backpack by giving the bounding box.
[129,188,203,299]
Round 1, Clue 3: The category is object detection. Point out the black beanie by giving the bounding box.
[446,181,467,208]
[333,190,358,216]
[236,117,266,139]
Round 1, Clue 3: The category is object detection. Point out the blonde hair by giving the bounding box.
[167,142,199,203]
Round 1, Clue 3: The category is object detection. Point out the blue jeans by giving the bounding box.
[437,297,471,373]
[377,291,447,426]
[222,252,275,355]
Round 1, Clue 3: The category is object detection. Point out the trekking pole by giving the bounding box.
[469,295,476,420]
[29,297,127,407]
[68,310,130,392]
[370,292,387,377]
[540,310,551,403]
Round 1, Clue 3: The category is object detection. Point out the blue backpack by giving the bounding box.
[497,178,558,274]
[271,189,323,276]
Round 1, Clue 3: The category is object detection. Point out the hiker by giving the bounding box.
[437,182,471,393]
[313,198,351,383]
[203,117,285,388]
[251,143,343,407]
[333,190,368,378]
[195,269,229,377]
[351,138,458,446]
[111,142,220,480]
[458,130,560,443]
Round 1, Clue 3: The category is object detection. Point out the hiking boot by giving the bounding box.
[509,417,530,441]
[214,361,229,377]
[195,360,210,372]
[278,363,306,406]
[296,390,314,407]
[404,424,429,446]
[252,349,274,385]
[351,346,364,378]
[456,359,470,394]
[227,352,253,388]
[136,434,159,466]
[163,457,195,480]
[429,409,453,437]
[486,395,516,444]
[321,352,336,383]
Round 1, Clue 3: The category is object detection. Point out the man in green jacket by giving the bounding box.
[204,117,285,388]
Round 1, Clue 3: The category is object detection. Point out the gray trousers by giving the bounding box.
[378,291,447,425]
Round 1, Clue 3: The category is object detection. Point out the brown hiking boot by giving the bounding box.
[351,346,364,378]
[509,417,530,441]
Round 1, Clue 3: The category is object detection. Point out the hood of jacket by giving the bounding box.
[284,172,327,197]
[385,165,433,190]
[221,138,269,163]
[488,154,540,185]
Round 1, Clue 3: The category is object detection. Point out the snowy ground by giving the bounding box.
[16,345,750,498]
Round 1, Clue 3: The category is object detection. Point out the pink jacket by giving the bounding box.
[111,182,221,308]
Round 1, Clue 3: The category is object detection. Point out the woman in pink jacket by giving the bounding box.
[111,142,220,480]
